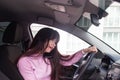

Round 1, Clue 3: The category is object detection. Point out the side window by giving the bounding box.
[30,23,90,55]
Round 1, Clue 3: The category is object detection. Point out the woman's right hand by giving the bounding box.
[82,46,98,54]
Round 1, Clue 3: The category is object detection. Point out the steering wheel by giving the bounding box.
[73,52,95,80]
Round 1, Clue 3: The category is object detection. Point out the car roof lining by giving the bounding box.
[0,0,100,24]
[0,0,119,30]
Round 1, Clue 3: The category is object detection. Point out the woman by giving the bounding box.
[17,28,98,80]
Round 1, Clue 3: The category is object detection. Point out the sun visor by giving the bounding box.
[54,11,70,24]
[44,0,83,7]
[44,0,73,5]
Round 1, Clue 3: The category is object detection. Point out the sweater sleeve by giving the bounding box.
[17,57,37,80]
[60,50,84,66]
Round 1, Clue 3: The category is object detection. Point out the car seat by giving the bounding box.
[0,70,10,80]
[0,22,24,80]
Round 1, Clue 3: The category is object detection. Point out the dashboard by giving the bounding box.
[59,54,120,80]
[106,59,120,80]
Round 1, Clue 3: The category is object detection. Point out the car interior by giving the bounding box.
[0,0,120,80]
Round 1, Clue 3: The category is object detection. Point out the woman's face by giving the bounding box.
[45,39,57,53]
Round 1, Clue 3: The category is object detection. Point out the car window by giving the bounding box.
[30,23,90,55]
[76,2,120,53]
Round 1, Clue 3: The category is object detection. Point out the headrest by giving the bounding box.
[2,22,23,44]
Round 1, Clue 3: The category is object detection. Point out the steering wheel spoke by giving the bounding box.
[73,53,95,80]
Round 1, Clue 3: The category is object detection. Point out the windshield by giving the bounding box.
[76,1,120,52]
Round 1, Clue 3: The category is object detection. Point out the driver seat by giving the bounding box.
[0,22,24,80]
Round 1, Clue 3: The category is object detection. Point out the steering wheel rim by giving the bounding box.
[73,53,95,80]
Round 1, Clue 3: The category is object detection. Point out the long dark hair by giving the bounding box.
[23,27,67,80]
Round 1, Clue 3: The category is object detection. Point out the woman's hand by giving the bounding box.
[82,46,98,54]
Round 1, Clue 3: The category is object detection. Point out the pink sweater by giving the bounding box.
[17,50,84,80]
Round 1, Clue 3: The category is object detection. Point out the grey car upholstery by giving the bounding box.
[0,70,10,80]
[0,22,24,80]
